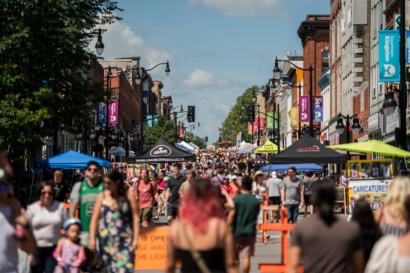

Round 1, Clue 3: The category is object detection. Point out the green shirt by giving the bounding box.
[232,193,260,238]
[79,180,104,232]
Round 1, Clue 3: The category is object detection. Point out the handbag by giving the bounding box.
[180,221,212,273]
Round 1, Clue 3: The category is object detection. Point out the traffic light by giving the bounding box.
[205,136,208,142]
[187,106,195,122]
[248,105,255,122]
[219,136,222,142]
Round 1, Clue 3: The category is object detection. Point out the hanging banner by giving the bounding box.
[236,132,242,148]
[267,112,274,129]
[179,129,184,138]
[248,123,252,135]
[259,118,265,130]
[97,103,106,124]
[291,107,299,128]
[253,118,259,131]
[406,30,410,66]
[108,101,118,124]
[275,113,281,128]
[313,96,323,122]
[146,115,152,128]
[299,96,310,122]
[379,30,400,82]
[153,115,159,126]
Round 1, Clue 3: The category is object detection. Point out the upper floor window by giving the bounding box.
[322,50,330,72]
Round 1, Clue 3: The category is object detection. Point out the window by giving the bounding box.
[322,51,330,72]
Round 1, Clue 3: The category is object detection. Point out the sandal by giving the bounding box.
[153,216,159,220]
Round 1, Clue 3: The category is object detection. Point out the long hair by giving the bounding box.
[36,180,56,201]
[352,199,381,264]
[384,176,410,218]
[106,169,128,214]
[311,179,336,226]
[180,179,224,233]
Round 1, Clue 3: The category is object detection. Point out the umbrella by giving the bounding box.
[327,140,410,158]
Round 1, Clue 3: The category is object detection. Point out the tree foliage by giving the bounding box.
[218,85,262,144]
[182,132,206,149]
[143,117,176,151]
[0,0,121,162]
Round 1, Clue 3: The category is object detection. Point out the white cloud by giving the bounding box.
[89,20,174,76]
[212,100,231,115]
[180,69,231,88]
[186,0,288,17]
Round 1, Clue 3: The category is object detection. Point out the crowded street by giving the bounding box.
[2,0,410,273]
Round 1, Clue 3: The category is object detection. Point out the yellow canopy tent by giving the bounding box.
[327,140,410,158]
[253,140,284,153]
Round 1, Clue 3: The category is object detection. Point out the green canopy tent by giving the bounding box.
[253,140,284,153]
[327,140,410,158]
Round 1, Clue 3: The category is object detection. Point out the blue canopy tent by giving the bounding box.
[174,143,192,153]
[31,151,112,202]
[35,150,113,169]
[260,163,323,173]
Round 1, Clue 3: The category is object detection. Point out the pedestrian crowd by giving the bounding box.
[2,145,410,273]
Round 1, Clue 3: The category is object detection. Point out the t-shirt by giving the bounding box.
[232,193,260,238]
[267,177,282,197]
[212,175,224,187]
[252,181,267,201]
[168,175,187,205]
[51,180,69,203]
[26,201,68,247]
[303,177,315,195]
[230,182,242,198]
[137,180,157,209]
[158,180,166,194]
[0,206,18,273]
[283,176,303,204]
[292,214,363,273]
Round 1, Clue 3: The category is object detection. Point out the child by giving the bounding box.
[53,218,86,273]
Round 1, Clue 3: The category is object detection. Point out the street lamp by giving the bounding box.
[273,56,315,137]
[76,125,83,139]
[89,127,96,139]
[95,29,104,56]
[60,124,69,136]
[382,89,397,116]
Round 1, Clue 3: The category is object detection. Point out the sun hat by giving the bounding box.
[63,218,83,232]
[254,170,267,179]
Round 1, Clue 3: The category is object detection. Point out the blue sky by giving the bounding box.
[97,0,329,144]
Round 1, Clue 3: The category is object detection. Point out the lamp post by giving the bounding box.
[273,57,315,137]
[335,114,362,158]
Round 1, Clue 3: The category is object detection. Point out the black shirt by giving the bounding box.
[168,175,187,204]
[238,162,247,171]
[50,180,69,202]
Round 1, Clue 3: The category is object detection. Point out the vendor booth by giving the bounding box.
[253,140,283,153]
[236,143,257,154]
[128,137,196,163]
[260,163,323,173]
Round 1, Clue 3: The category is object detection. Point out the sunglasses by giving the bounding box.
[41,191,53,196]
[87,168,99,172]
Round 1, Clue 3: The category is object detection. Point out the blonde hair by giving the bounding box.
[385,176,410,218]
[54,170,63,177]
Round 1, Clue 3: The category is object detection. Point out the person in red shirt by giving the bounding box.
[135,169,159,227]
[221,177,233,198]
[155,172,166,220]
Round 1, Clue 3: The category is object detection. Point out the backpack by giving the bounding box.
[135,180,154,197]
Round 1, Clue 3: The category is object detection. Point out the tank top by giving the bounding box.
[79,180,104,232]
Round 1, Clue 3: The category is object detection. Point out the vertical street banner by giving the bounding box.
[313,96,323,122]
[236,132,241,148]
[153,115,159,126]
[253,118,259,131]
[275,113,281,128]
[259,118,265,130]
[108,101,118,124]
[406,30,410,66]
[299,96,310,122]
[97,103,106,124]
[146,115,152,127]
[267,112,274,129]
[379,30,400,82]
[290,107,299,128]
[248,123,252,135]
[179,129,184,138]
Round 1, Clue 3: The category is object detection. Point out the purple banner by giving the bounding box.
[299,96,310,122]
[313,96,323,122]
[97,103,106,124]
[109,100,118,124]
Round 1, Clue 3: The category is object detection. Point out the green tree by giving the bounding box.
[218,85,263,144]
[182,132,206,149]
[0,0,121,197]
[143,117,176,151]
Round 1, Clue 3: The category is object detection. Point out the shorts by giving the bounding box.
[139,207,153,222]
[234,237,256,258]
[167,204,179,218]
[158,193,165,207]
[304,194,312,206]
[269,196,281,205]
